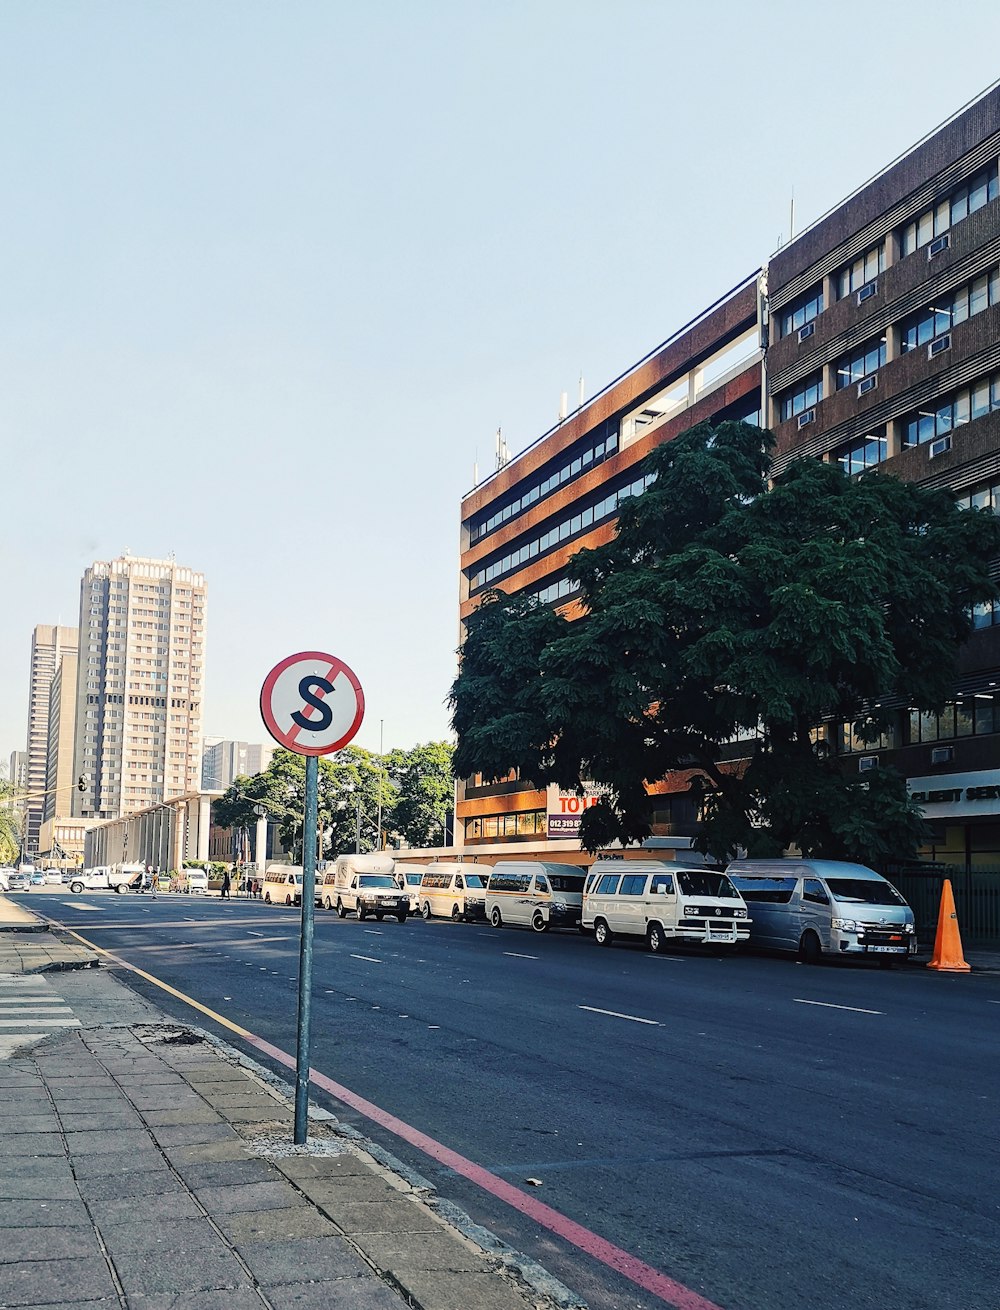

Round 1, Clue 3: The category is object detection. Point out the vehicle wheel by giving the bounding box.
[357,905,367,920]
[375,912,384,921]
[264,892,271,904]
[648,922,668,954]
[594,918,613,947]
[422,902,432,920]
[336,898,347,918]
[397,911,408,923]
[452,904,462,921]
[70,882,83,894]
[115,883,128,894]
[531,911,549,933]
[323,896,333,911]
[799,930,822,963]
[491,906,503,928]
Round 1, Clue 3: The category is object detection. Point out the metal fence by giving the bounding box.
[888,865,1000,945]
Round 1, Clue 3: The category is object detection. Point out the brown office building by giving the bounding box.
[456,83,1000,880]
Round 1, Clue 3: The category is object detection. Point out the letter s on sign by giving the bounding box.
[291,676,334,733]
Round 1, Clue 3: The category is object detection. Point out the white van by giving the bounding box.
[725,859,916,964]
[321,854,409,921]
[582,860,750,952]
[418,863,488,921]
[394,863,428,912]
[485,862,586,932]
[262,865,303,906]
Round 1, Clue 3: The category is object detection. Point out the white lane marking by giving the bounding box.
[61,901,102,910]
[351,954,382,963]
[0,1003,73,1011]
[646,954,687,962]
[987,1000,1000,1005]
[248,930,265,937]
[504,951,539,960]
[0,1018,81,1027]
[428,1025,440,1030]
[794,999,883,1015]
[578,1005,662,1026]
[363,929,383,936]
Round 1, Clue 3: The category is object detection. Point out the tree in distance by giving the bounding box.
[450,420,1000,865]
[385,740,454,848]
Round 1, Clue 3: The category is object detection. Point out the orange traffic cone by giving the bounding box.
[926,878,971,972]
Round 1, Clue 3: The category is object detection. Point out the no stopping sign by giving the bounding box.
[260,651,365,757]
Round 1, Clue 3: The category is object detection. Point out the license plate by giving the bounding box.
[867,945,906,953]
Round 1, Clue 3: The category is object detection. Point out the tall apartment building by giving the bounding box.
[43,650,78,824]
[23,624,78,857]
[72,555,207,820]
[201,740,275,791]
[457,82,1000,872]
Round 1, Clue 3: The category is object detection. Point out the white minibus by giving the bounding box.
[394,863,428,912]
[725,859,916,964]
[261,866,303,906]
[418,863,488,921]
[582,860,750,952]
[485,862,586,932]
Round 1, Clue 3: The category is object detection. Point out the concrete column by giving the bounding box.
[197,795,211,862]
[886,418,902,459]
[822,272,837,309]
[255,816,268,869]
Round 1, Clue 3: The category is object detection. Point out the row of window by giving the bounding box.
[779,158,1000,338]
[466,810,547,839]
[835,335,886,390]
[469,422,620,545]
[469,471,655,592]
[902,369,1000,447]
[900,268,999,352]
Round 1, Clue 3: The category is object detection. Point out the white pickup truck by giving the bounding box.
[68,864,147,894]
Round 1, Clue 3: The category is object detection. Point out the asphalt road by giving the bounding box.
[28,888,1000,1310]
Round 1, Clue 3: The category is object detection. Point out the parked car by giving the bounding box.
[44,869,64,884]
[725,859,917,964]
[6,872,30,892]
[29,872,45,887]
[583,861,750,952]
[486,862,586,932]
[185,869,209,895]
[0,867,17,891]
[418,863,488,921]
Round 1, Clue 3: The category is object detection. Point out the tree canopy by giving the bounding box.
[213,739,454,860]
[450,420,1000,865]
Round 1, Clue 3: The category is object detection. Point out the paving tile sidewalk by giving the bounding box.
[0,1021,565,1310]
[0,894,101,973]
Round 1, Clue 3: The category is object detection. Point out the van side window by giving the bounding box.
[455,875,464,889]
[535,877,549,894]
[596,873,620,895]
[802,879,829,905]
[620,874,646,896]
[650,874,675,895]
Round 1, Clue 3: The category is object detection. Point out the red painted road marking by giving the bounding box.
[57,927,724,1310]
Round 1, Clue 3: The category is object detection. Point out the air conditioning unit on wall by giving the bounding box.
[858,756,878,772]
[930,746,954,765]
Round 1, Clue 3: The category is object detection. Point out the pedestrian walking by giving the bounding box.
[220,865,232,900]
[150,866,158,899]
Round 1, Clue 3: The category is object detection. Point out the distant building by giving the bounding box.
[71,555,207,820]
[201,740,275,791]
[8,752,28,790]
[24,625,79,858]
[43,650,78,825]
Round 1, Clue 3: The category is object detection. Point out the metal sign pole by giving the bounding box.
[294,753,318,1144]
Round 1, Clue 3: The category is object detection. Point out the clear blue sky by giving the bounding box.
[3,1,999,766]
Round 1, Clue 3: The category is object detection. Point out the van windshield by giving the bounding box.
[465,874,487,889]
[825,878,906,906]
[359,875,396,888]
[549,875,585,892]
[676,871,739,899]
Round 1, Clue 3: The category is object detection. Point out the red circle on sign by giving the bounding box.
[260,651,365,757]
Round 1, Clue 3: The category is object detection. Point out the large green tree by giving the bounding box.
[0,784,22,865]
[213,745,391,862]
[450,420,1000,865]
[385,741,454,848]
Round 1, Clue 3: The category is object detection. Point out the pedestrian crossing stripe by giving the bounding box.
[0,978,81,1059]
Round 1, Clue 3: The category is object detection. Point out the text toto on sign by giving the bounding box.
[260,651,365,757]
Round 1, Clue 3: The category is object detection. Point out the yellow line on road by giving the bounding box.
[59,926,257,1043]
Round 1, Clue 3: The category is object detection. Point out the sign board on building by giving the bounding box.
[906,770,1000,819]
[547,784,602,840]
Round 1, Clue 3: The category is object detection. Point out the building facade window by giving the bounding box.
[900,268,1000,351]
[469,471,655,593]
[781,284,824,337]
[902,369,1000,446]
[833,430,887,476]
[780,372,823,422]
[469,421,620,545]
[530,574,581,606]
[955,478,1000,512]
[905,692,1000,741]
[900,160,1000,256]
[465,810,547,840]
[837,242,885,298]
[835,335,887,389]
